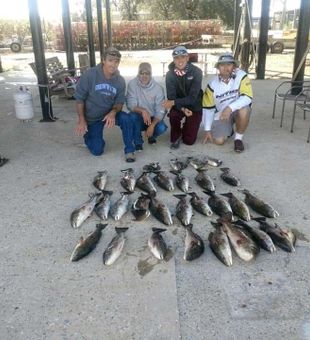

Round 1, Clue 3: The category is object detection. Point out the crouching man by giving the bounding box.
[202,53,253,152]
[75,47,136,162]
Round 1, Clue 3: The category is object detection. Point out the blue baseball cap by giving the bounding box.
[172,46,188,57]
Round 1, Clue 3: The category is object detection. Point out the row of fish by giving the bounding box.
[70,217,297,266]
[70,223,202,263]
[70,187,279,229]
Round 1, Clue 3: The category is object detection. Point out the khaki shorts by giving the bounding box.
[211,106,251,139]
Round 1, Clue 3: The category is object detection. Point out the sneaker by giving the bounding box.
[135,144,143,152]
[125,153,136,163]
[234,139,244,153]
[170,138,181,150]
[148,137,157,145]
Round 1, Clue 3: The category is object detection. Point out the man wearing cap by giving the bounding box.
[126,62,167,149]
[202,53,253,152]
[162,46,203,149]
[75,47,136,162]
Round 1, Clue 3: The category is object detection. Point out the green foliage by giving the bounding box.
[0,19,30,42]
[142,0,234,27]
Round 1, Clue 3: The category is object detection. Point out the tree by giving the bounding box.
[118,0,144,20]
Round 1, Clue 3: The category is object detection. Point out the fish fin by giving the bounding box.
[152,227,167,233]
[239,188,250,195]
[78,236,84,244]
[115,227,129,234]
[210,221,221,228]
[187,192,196,197]
[96,223,108,230]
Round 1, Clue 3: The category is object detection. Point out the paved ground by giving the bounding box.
[0,54,310,340]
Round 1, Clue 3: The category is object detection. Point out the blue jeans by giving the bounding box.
[84,111,135,156]
[130,112,168,146]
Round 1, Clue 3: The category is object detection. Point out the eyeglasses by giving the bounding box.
[139,71,151,75]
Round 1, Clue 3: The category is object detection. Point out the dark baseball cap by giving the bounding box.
[103,47,122,59]
[172,46,188,57]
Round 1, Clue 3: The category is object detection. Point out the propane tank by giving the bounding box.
[14,86,34,121]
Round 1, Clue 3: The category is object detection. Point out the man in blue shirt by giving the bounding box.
[75,47,136,162]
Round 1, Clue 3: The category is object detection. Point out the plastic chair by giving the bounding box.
[272,80,310,127]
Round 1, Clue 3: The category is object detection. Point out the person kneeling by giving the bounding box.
[126,62,167,151]
[202,53,253,153]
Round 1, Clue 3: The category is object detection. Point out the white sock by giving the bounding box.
[235,133,243,140]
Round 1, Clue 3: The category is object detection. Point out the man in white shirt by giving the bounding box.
[202,53,253,152]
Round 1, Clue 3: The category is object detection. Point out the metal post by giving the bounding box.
[61,0,75,72]
[240,0,253,72]
[256,0,271,79]
[0,56,3,73]
[85,0,96,67]
[106,0,112,47]
[233,0,242,56]
[28,0,54,122]
[292,0,310,94]
[96,0,105,59]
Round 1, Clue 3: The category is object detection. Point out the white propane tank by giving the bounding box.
[14,86,34,121]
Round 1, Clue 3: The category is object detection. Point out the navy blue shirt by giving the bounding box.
[75,63,126,123]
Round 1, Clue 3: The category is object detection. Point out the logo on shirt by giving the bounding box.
[95,83,117,96]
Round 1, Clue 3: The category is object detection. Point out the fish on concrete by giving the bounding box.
[206,156,223,167]
[195,170,215,192]
[93,170,108,191]
[70,192,102,228]
[188,192,213,216]
[170,171,190,193]
[253,217,296,252]
[169,158,189,171]
[204,191,233,221]
[233,219,276,253]
[94,190,113,220]
[103,227,128,265]
[221,192,250,221]
[184,224,205,261]
[148,228,168,260]
[220,168,241,186]
[131,193,151,222]
[174,194,193,226]
[153,171,175,192]
[110,192,131,221]
[136,172,157,196]
[149,195,173,226]
[219,220,260,262]
[208,226,232,266]
[70,223,107,261]
[187,157,208,171]
[241,189,279,218]
[143,162,161,172]
[120,168,136,193]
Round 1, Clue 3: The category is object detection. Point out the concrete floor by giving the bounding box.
[0,64,310,340]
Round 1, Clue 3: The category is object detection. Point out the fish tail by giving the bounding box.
[115,227,129,234]
[101,190,113,195]
[96,223,108,231]
[184,223,193,230]
[220,192,232,198]
[220,167,230,172]
[152,227,167,233]
[203,190,214,196]
[121,168,133,172]
[173,194,187,200]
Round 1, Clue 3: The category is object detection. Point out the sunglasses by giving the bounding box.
[139,71,151,75]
